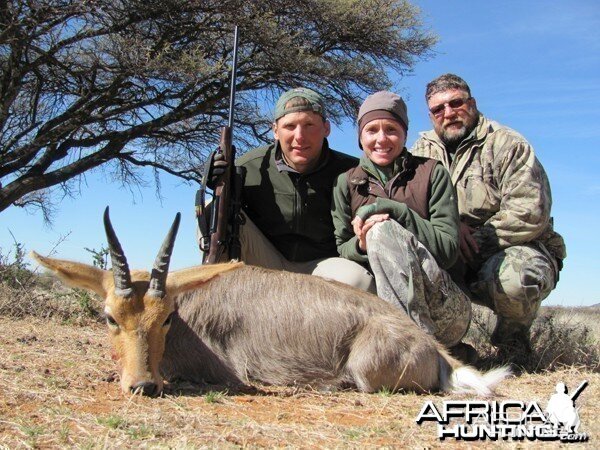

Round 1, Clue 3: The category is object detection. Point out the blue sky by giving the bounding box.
[2,0,599,306]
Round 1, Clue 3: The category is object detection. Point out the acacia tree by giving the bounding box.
[0,0,436,218]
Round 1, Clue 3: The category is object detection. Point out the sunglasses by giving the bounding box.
[429,97,471,117]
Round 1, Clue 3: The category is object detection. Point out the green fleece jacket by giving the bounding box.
[237,140,358,262]
[332,152,460,269]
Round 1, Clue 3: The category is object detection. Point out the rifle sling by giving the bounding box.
[196,151,217,252]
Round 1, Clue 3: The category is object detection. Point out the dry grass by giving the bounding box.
[0,279,102,324]
[0,251,102,324]
[1,317,598,449]
[1,265,599,447]
[467,305,600,373]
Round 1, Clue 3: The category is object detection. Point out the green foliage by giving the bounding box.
[21,424,44,438]
[1,0,436,216]
[72,289,100,318]
[0,236,34,289]
[97,415,127,430]
[84,245,110,270]
[59,424,70,444]
[204,389,228,404]
[45,376,70,390]
[20,423,45,447]
[126,424,155,440]
[376,386,394,397]
[344,428,364,440]
[97,416,155,440]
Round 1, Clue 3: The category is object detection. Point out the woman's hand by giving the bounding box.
[351,213,390,251]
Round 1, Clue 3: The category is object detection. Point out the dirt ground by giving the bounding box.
[0,316,598,449]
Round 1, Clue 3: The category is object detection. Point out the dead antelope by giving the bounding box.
[32,208,509,397]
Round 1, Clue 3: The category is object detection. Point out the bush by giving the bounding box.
[0,242,103,324]
[0,238,35,289]
[466,305,600,373]
[530,307,600,372]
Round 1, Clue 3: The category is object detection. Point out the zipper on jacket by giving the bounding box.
[289,175,303,259]
[293,176,301,232]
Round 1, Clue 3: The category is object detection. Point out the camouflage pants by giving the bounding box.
[469,243,559,329]
[366,221,471,347]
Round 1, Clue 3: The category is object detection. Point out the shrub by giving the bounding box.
[0,241,103,324]
[466,305,600,373]
[0,238,35,289]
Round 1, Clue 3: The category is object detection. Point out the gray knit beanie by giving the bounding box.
[357,91,409,147]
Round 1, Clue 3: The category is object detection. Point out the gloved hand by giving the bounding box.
[205,151,230,189]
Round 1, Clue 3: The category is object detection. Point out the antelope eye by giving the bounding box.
[163,312,174,327]
[105,314,118,327]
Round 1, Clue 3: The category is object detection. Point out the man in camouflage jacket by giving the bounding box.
[411,74,566,361]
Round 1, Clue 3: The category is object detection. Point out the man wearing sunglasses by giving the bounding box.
[411,74,566,367]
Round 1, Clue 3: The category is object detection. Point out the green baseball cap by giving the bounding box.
[274,87,326,121]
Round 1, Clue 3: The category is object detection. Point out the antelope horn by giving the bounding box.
[147,213,181,298]
[103,206,133,298]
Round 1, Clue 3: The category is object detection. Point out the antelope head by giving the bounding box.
[32,207,242,396]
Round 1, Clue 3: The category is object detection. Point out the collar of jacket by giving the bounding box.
[274,138,331,175]
[355,148,410,185]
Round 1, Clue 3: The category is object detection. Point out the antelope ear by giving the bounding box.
[166,261,244,297]
[30,251,111,298]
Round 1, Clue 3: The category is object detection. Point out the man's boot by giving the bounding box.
[448,342,479,365]
[491,317,533,370]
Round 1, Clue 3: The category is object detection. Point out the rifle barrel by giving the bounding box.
[228,26,239,130]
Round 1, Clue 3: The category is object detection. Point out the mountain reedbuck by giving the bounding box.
[32,208,509,397]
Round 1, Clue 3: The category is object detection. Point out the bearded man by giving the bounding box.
[411,74,566,365]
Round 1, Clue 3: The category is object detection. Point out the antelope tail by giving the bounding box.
[438,350,511,397]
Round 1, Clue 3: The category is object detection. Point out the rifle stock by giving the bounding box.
[204,127,234,264]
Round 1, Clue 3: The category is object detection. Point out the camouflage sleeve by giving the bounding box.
[331,172,368,263]
[410,137,452,171]
[474,140,552,260]
[409,137,426,157]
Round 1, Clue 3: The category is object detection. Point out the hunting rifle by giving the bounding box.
[196,26,245,264]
